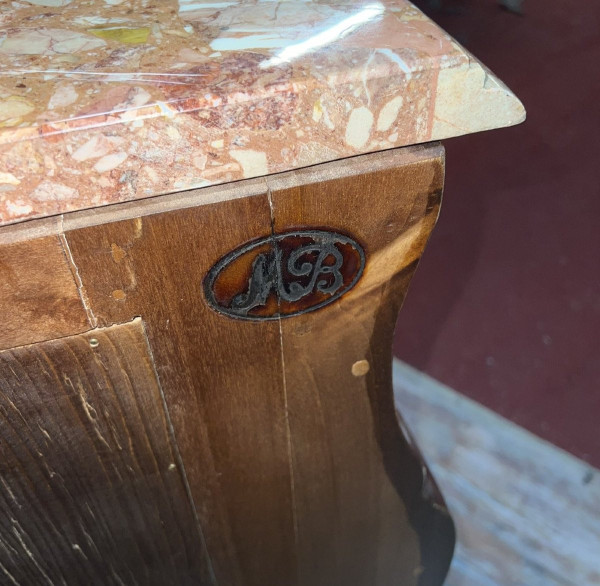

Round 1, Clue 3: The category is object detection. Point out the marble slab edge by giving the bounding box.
[0,2,525,227]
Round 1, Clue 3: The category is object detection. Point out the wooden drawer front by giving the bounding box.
[0,319,211,585]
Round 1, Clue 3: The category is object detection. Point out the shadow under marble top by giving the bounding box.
[0,0,525,226]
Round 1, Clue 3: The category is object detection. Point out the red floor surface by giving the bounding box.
[393,0,600,466]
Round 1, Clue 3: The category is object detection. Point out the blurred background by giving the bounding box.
[393,0,600,468]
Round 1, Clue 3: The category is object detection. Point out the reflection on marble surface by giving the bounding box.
[0,0,525,225]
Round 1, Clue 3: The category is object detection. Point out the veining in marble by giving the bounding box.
[0,0,525,225]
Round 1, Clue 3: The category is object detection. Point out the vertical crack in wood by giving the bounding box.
[138,319,218,586]
[58,216,98,328]
[266,180,299,570]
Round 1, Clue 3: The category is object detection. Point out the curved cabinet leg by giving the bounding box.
[268,144,454,586]
[63,144,454,585]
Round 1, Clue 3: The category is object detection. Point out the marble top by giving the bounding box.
[0,0,525,226]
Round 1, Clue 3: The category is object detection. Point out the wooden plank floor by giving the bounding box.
[393,359,600,586]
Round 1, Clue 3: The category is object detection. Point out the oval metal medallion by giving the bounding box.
[204,230,365,320]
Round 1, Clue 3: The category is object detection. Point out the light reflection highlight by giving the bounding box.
[260,2,384,68]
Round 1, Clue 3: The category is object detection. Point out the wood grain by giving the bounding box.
[64,194,296,586]
[0,144,454,585]
[0,235,90,350]
[266,145,454,586]
[0,318,212,585]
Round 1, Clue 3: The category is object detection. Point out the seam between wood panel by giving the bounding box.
[266,180,299,567]
[58,215,98,328]
[138,319,218,586]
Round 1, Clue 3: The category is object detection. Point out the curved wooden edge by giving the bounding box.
[0,143,454,585]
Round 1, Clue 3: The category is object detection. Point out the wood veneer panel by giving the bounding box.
[58,144,455,585]
[0,319,211,585]
[266,144,454,586]
[0,235,90,350]
[64,194,296,586]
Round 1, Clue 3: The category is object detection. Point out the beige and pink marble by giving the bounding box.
[0,0,525,225]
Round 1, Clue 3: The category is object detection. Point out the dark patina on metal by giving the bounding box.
[204,230,365,320]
